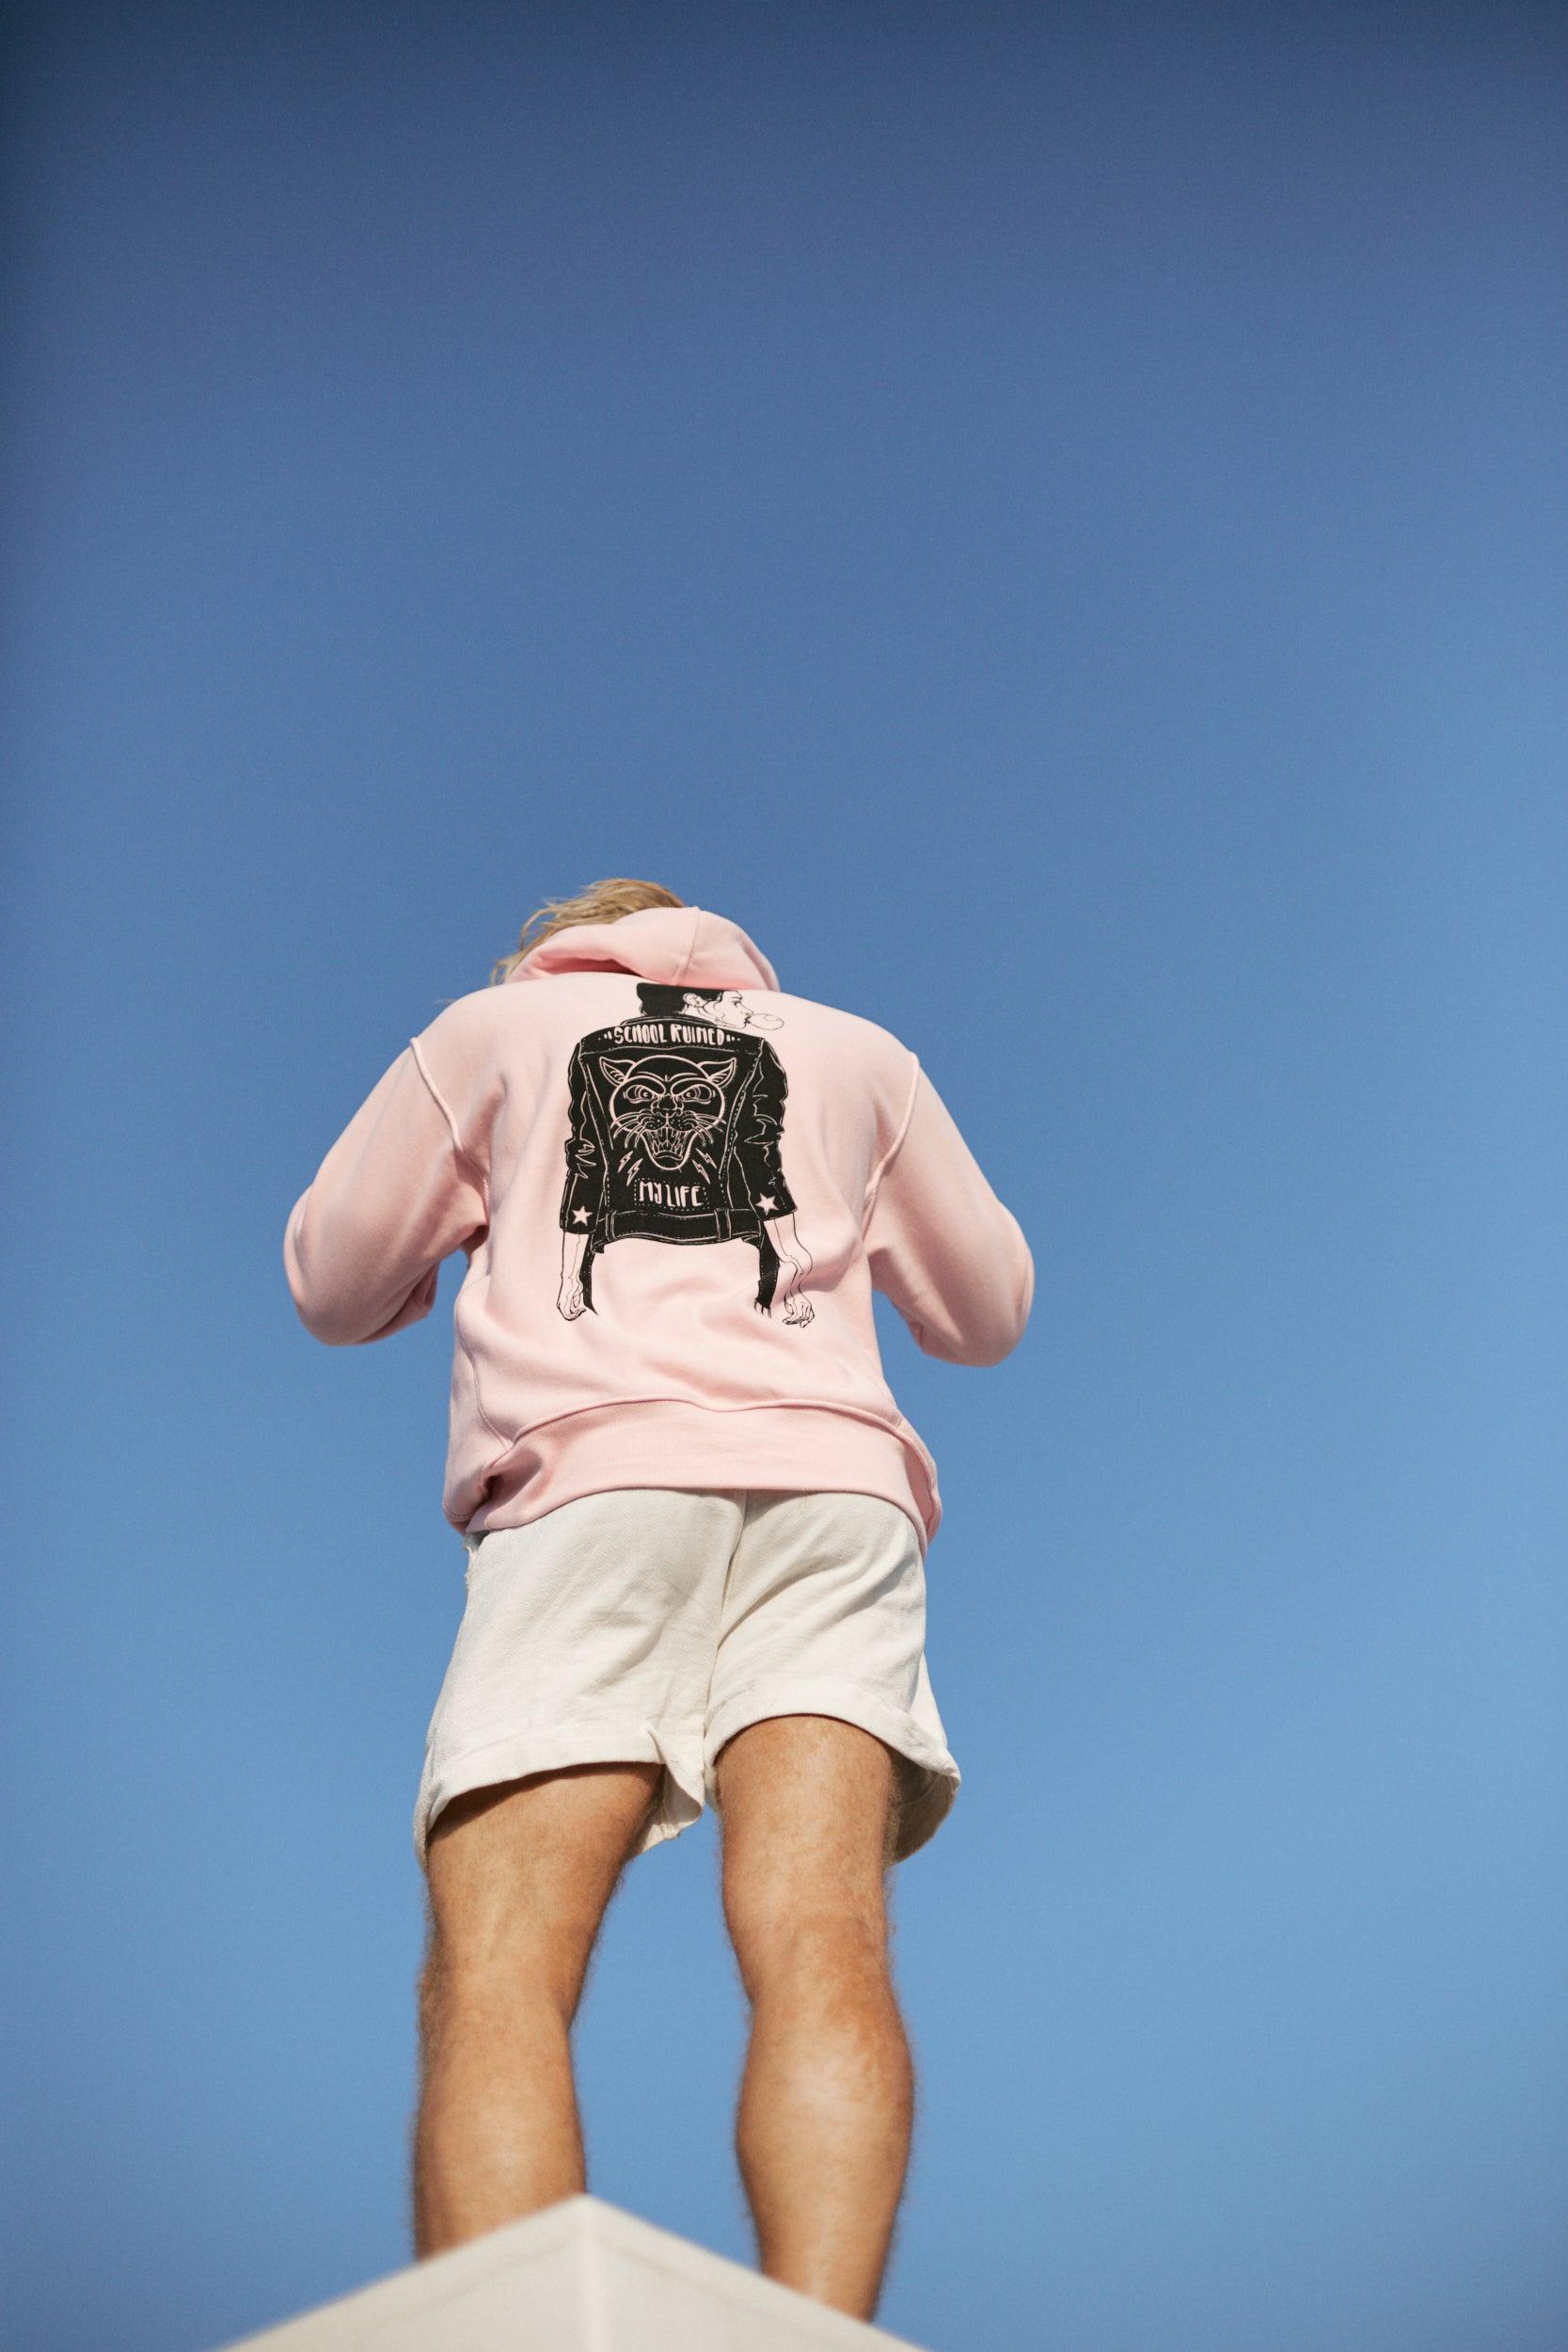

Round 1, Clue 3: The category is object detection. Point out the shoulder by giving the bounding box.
[410,982,508,1050]
[772,993,916,1066]
[406,984,532,1093]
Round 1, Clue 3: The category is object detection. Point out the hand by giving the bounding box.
[558,1278,586,1321]
[757,1266,814,1326]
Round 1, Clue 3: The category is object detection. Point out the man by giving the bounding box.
[282,878,1033,2326]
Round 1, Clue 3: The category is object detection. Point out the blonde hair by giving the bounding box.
[485,877,687,988]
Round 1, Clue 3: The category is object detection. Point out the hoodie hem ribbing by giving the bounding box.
[453,1400,938,1553]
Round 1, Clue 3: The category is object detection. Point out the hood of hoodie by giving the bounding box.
[505,904,780,993]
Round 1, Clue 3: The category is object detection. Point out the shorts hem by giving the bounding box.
[414,1715,707,1871]
[704,1675,960,1863]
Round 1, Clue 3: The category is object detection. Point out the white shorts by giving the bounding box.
[412,1487,960,1870]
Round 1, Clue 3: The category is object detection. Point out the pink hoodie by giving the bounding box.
[283,905,1033,1551]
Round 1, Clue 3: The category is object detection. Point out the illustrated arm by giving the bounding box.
[558,1045,598,1315]
[741,1047,814,1312]
[740,1044,798,1220]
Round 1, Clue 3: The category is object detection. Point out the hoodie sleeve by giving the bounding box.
[863,1058,1034,1368]
[283,1022,490,1348]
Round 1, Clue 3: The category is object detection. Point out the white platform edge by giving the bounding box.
[209,2192,933,2350]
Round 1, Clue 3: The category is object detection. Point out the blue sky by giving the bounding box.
[4,7,1565,2349]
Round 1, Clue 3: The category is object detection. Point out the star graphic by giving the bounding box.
[571,1207,589,1224]
[757,1195,777,1213]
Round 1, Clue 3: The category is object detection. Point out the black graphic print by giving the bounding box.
[558,984,815,1325]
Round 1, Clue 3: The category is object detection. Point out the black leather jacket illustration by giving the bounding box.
[560,1008,800,1311]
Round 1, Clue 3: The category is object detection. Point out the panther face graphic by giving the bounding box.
[600,1054,737,1170]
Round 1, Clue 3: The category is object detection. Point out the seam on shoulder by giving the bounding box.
[863,1052,921,1220]
[408,1035,489,1197]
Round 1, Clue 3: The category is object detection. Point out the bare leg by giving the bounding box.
[410,1759,662,2259]
[715,1713,914,2323]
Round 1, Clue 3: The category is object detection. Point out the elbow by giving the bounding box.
[966,1324,1026,1370]
[283,1200,376,1347]
[290,1291,368,1347]
[947,1312,1027,1370]
[285,1259,436,1347]
[936,1231,1035,1368]
[999,1235,1036,1359]
[283,1208,326,1342]
[901,1227,1036,1365]
[990,1223,1035,1360]
[284,1250,363,1348]
[287,1278,429,1348]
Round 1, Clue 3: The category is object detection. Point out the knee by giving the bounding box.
[725,1898,893,2010]
[417,1909,587,2032]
